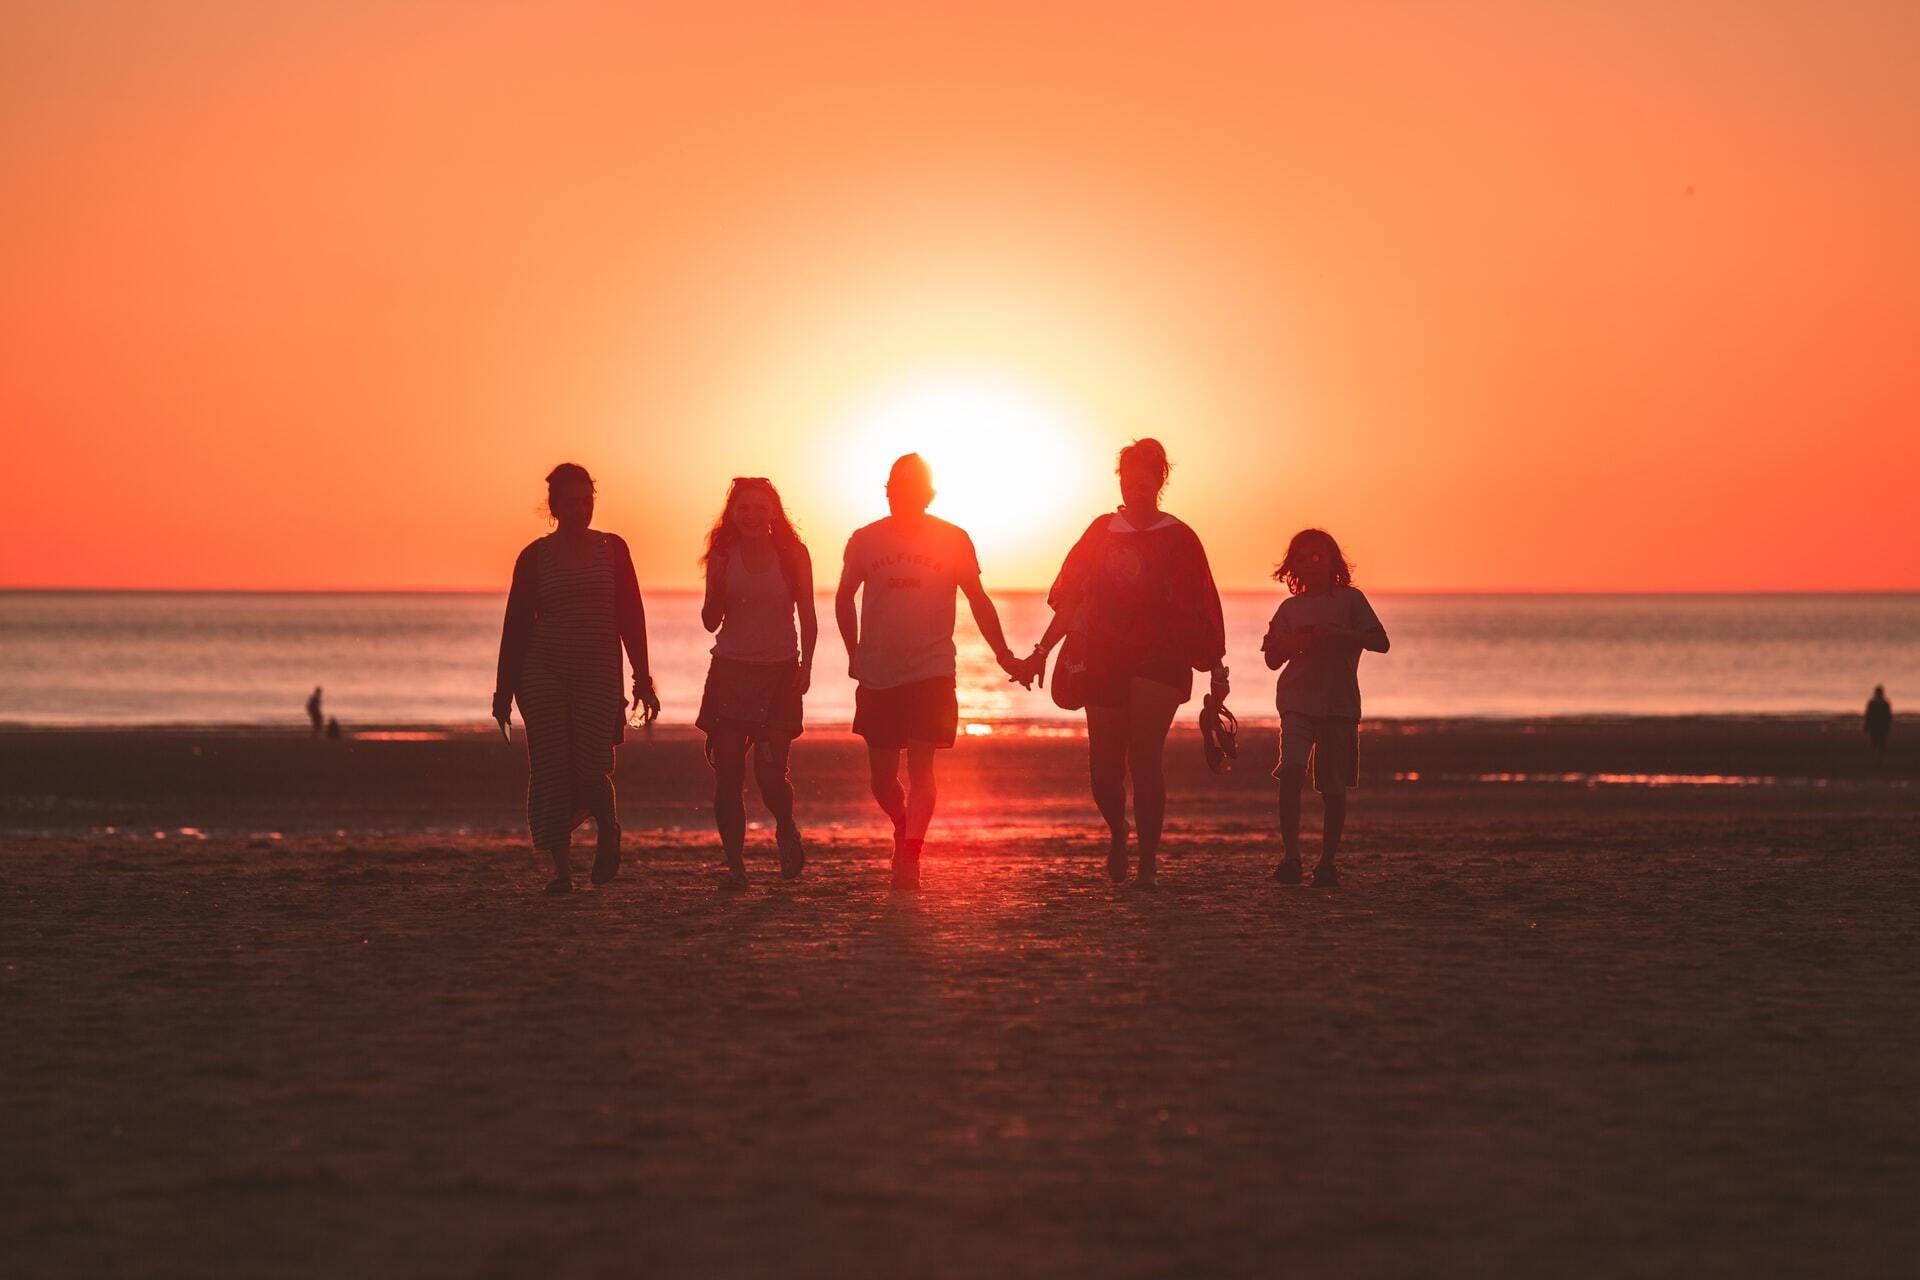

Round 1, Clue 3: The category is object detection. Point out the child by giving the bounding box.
[1262,529,1389,887]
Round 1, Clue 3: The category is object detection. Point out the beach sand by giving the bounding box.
[3,721,1917,1277]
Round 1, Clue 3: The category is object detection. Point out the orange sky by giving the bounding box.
[3,1,1916,591]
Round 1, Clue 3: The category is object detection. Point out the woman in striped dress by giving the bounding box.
[493,463,659,893]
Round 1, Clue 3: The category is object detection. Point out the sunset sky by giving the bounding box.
[3,1,1916,592]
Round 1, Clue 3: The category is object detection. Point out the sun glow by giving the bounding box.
[827,370,1097,574]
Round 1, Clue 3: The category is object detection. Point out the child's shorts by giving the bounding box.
[1275,713,1359,793]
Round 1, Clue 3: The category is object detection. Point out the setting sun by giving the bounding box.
[826,369,1098,565]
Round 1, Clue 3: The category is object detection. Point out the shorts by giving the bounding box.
[696,657,804,744]
[1083,646,1193,710]
[853,676,959,750]
[1275,713,1359,793]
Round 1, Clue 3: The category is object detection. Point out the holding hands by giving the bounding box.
[1024,644,1049,689]
[997,646,1041,690]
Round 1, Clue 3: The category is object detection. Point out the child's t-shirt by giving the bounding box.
[1266,586,1386,719]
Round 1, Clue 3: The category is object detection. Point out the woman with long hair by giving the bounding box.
[697,477,817,888]
[1023,439,1227,888]
[493,463,659,894]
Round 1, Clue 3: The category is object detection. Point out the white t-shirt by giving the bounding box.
[842,514,979,689]
[711,552,798,664]
[1267,586,1386,719]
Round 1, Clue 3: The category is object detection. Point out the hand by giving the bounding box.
[491,691,512,724]
[631,676,660,726]
[997,649,1034,690]
[1263,630,1303,661]
[1029,646,1049,689]
[794,662,812,696]
[1210,666,1230,699]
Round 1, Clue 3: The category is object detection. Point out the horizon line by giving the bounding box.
[5,584,1919,598]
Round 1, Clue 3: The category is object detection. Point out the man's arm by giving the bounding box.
[835,561,861,679]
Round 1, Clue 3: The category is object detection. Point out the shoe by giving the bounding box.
[1311,862,1339,888]
[777,824,806,881]
[1199,695,1239,774]
[1273,859,1303,885]
[590,819,621,885]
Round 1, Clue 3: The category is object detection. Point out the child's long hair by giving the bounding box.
[1273,528,1352,595]
[702,477,807,588]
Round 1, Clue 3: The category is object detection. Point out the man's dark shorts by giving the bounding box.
[854,676,959,749]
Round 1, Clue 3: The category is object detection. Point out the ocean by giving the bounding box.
[1,591,1913,728]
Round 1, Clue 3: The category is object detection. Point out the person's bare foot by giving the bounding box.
[777,824,806,881]
[1311,860,1339,887]
[1273,858,1303,885]
[891,838,921,891]
[544,875,573,895]
[1133,853,1157,890]
[590,820,621,885]
[1106,831,1129,884]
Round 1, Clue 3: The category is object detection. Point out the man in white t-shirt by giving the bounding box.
[836,453,1028,889]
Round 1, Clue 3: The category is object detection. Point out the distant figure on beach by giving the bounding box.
[698,477,817,889]
[837,453,1029,889]
[306,686,323,737]
[325,716,341,740]
[1866,685,1892,752]
[1263,529,1389,888]
[1023,439,1227,888]
[493,463,659,894]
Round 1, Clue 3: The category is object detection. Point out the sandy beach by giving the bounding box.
[3,719,1917,1277]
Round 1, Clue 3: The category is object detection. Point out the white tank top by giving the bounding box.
[712,552,799,663]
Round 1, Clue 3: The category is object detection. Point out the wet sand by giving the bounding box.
[3,721,1917,1277]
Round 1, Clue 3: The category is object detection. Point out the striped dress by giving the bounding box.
[515,535,626,852]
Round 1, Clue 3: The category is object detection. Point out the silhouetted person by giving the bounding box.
[306,686,323,737]
[837,453,1027,889]
[494,463,659,894]
[1024,439,1226,888]
[697,477,817,889]
[325,716,341,740]
[1866,685,1892,752]
[1263,529,1389,888]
